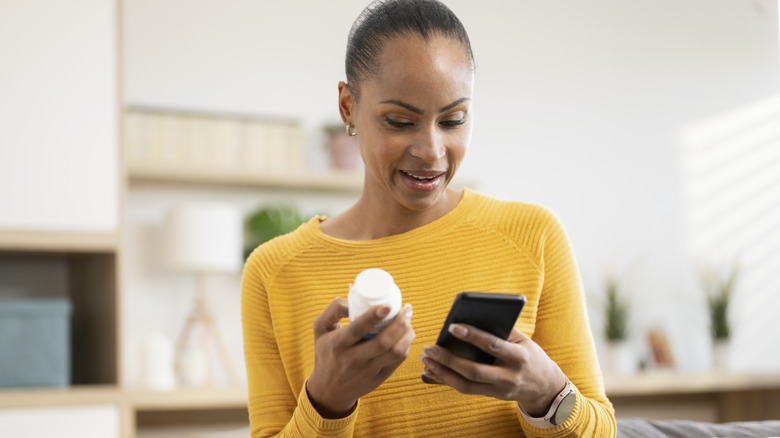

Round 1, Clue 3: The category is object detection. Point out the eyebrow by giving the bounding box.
[439,97,471,113]
[380,97,471,115]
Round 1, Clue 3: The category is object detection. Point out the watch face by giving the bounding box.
[552,391,576,425]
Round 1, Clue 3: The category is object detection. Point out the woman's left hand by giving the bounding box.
[420,324,567,416]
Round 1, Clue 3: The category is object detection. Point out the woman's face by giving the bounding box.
[340,34,474,213]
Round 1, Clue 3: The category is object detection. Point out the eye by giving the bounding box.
[440,118,466,128]
[385,117,413,128]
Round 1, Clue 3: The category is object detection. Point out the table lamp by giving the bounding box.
[164,203,242,387]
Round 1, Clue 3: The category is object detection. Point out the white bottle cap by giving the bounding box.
[348,268,402,331]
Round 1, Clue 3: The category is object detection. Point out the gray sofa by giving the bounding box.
[617,418,780,438]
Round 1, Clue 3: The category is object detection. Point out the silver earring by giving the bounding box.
[346,124,357,136]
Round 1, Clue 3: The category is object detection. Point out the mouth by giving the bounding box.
[399,170,446,192]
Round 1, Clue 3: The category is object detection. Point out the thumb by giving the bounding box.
[313,297,349,340]
[507,327,532,344]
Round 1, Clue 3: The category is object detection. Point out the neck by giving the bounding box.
[345,186,461,240]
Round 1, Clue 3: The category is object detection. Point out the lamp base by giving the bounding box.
[175,273,240,387]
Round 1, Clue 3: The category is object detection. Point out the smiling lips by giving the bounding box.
[399,169,446,192]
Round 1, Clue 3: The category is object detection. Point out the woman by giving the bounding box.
[241,0,616,436]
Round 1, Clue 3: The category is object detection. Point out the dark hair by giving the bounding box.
[346,0,474,100]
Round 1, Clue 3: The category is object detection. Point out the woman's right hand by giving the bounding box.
[306,297,415,418]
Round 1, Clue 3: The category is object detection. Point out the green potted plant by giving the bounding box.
[605,276,629,343]
[703,265,738,371]
[602,275,632,374]
[244,204,305,258]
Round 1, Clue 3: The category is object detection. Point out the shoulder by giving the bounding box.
[465,190,564,235]
[463,190,569,256]
[243,216,321,283]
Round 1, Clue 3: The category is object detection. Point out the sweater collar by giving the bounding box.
[306,188,478,249]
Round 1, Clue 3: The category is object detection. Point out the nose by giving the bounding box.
[409,126,446,163]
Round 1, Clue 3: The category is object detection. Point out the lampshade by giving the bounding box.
[164,203,243,273]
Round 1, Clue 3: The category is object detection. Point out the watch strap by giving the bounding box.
[518,380,576,429]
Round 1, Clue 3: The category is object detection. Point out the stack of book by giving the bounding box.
[124,107,304,174]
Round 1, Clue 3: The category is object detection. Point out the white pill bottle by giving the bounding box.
[348,268,403,339]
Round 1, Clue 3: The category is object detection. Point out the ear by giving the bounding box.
[338,81,354,125]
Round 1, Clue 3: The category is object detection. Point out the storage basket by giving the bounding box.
[0,298,72,388]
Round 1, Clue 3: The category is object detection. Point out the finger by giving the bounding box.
[376,350,408,381]
[361,304,413,356]
[312,297,349,340]
[342,303,393,344]
[507,327,531,344]
[446,323,516,363]
[370,319,415,369]
[420,355,493,396]
[421,344,496,384]
[374,329,416,378]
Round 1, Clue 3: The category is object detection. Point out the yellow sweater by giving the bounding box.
[241,189,616,437]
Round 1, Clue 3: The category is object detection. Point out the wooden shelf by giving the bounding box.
[0,230,119,253]
[129,387,247,411]
[0,385,247,410]
[128,165,363,193]
[605,371,780,423]
[605,371,780,397]
[0,385,120,409]
[12,373,780,409]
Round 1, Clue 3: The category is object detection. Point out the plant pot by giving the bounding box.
[326,131,360,170]
[712,339,730,372]
[605,341,634,375]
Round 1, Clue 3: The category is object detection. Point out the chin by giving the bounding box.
[392,184,450,213]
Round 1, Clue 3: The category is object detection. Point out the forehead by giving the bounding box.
[363,34,474,106]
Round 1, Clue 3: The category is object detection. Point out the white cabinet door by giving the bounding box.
[0,405,120,438]
[0,0,118,233]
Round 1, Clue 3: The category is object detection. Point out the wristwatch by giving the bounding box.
[518,380,577,428]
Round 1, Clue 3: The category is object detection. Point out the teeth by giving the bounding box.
[402,171,438,181]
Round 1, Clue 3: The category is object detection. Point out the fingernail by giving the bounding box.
[420,355,434,370]
[404,303,413,318]
[422,369,434,378]
[376,305,391,318]
[422,345,437,359]
[448,323,467,337]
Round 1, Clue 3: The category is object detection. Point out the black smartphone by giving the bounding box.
[423,292,526,384]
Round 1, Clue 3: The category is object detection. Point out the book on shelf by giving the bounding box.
[243,120,268,172]
[124,108,305,174]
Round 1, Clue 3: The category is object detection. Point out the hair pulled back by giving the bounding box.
[346,0,474,100]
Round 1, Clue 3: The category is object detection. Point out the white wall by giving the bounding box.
[453,0,780,372]
[680,96,780,371]
[122,0,780,381]
[0,0,118,232]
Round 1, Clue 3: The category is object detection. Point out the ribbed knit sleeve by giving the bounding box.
[241,241,358,437]
[514,207,616,437]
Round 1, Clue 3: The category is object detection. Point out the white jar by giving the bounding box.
[140,333,176,391]
[177,345,208,387]
[348,268,402,337]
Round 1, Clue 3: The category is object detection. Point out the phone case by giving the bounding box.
[423,292,526,383]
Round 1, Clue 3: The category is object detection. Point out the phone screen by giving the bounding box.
[423,292,526,383]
